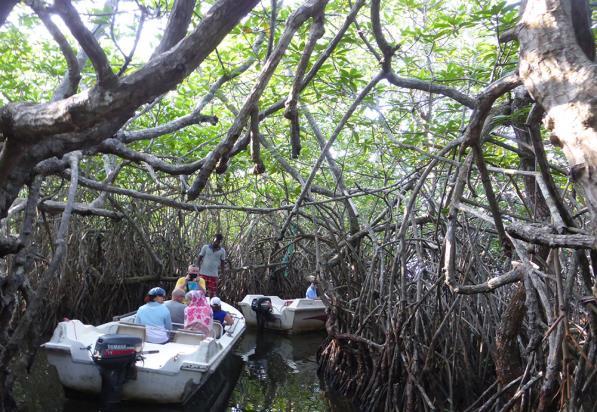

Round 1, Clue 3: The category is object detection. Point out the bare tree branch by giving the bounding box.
[284,4,327,158]
[258,133,336,198]
[32,4,80,100]
[0,0,18,28]
[52,0,114,101]
[38,200,122,219]
[109,197,164,270]
[250,106,265,174]
[187,0,329,199]
[118,113,218,143]
[463,72,521,146]
[452,263,528,294]
[99,138,205,174]
[0,235,21,255]
[259,0,366,120]
[115,7,146,76]
[150,0,196,58]
[385,72,476,109]
[278,71,385,239]
[371,0,397,71]
[304,106,360,234]
[54,0,118,88]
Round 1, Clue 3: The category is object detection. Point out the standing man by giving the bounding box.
[196,233,226,297]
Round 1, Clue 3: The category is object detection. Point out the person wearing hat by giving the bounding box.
[175,264,207,293]
[305,275,318,299]
[134,287,172,344]
[210,297,233,326]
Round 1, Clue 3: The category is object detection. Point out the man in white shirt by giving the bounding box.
[196,233,227,297]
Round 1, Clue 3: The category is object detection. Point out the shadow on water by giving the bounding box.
[17,329,355,411]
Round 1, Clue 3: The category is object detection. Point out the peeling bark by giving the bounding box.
[518,0,597,229]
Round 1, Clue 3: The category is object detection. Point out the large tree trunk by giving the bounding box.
[518,0,597,226]
[518,0,596,409]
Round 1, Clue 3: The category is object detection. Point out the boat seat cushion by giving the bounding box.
[211,323,223,339]
[117,322,147,342]
[172,330,206,345]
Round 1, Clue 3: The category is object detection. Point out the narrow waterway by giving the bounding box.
[17,330,351,411]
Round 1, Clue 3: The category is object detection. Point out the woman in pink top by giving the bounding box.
[184,289,213,335]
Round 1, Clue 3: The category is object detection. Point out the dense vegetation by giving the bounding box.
[0,0,595,411]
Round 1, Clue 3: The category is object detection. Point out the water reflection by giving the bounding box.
[230,331,328,411]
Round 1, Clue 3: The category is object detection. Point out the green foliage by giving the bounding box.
[0,0,565,236]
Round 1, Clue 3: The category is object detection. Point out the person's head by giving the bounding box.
[145,287,166,303]
[186,289,208,307]
[306,275,316,285]
[212,233,223,248]
[171,288,186,303]
[187,264,200,280]
[210,296,222,309]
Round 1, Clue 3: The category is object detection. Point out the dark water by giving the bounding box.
[16,330,350,412]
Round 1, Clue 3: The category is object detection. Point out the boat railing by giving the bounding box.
[112,310,137,321]
[224,315,243,336]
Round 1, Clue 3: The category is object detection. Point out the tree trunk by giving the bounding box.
[518,0,596,409]
[518,0,597,227]
[494,284,525,405]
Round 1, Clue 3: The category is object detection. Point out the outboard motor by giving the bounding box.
[91,334,142,411]
[251,297,274,332]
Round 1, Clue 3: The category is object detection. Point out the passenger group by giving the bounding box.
[134,234,230,343]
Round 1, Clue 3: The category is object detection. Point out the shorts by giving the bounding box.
[200,275,218,296]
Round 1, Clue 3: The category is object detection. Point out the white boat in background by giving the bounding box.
[238,295,327,334]
[42,301,245,404]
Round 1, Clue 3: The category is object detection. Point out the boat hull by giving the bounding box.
[238,295,326,334]
[44,348,205,403]
[42,302,245,404]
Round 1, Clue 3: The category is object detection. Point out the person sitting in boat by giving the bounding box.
[184,289,213,335]
[135,287,172,344]
[305,275,318,299]
[163,288,186,326]
[175,264,206,294]
[210,297,233,326]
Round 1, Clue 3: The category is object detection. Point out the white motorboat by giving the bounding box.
[238,295,326,334]
[42,301,245,404]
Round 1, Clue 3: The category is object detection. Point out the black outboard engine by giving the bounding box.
[91,334,142,411]
[251,297,275,332]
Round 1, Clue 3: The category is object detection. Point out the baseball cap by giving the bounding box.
[211,297,222,306]
[147,287,166,297]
